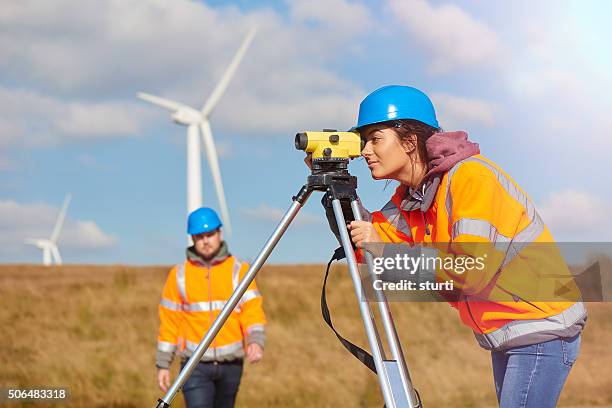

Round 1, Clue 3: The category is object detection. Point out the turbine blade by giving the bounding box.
[51,193,71,243]
[51,244,62,265]
[199,120,232,236]
[137,92,188,112]
[201,26,257,117]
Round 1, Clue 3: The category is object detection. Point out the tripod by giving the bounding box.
[156,161,422,408]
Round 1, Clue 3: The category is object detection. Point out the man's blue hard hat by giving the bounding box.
[187,207,222,235]
[356,85,439,130]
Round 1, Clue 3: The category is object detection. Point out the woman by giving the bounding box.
[310,85,586,408]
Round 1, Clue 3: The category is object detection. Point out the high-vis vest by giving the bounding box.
[366,154,585,350]
[157,256,265,361]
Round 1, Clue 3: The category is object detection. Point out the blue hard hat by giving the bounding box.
[356,85,439,130]
[187,207,222,235]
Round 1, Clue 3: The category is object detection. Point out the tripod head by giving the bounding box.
[295,129,361,192]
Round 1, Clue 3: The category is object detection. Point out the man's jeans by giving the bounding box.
[491,334,581,408]
[181,360,244,408]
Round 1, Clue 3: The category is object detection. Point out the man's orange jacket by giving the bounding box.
[156,242,265,368]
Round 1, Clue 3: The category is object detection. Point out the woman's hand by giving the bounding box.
[348,220,383,248]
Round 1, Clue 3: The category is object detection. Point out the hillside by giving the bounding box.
[1,264,611,407]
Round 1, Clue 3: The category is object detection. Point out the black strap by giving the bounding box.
[321,247,377,373]
[321,247,424,408]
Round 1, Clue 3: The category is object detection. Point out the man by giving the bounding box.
[156,207,266,408]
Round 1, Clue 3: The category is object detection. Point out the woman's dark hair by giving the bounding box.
[391,119,440,162]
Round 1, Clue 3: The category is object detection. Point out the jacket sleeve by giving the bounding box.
[237,262,267,348]
[434,164,528,295]
[157,265,184,369]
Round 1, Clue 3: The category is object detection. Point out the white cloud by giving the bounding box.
[494,7,612,147]
[290,0,370,45]
[385,1,612,149]
[431,93,498,129]
[0,86,152,147]
[0,0,369,144]
[537,189,612,239]
[241,203,321,226]
[62,220,117,249]
[387,0,504,74]
[0,198,117,252]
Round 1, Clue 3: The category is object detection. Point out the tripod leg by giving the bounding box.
[330,198,399,408]
[156,185,313,408]
[350,200,421,408]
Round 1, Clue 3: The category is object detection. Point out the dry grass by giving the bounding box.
[0,263,611,407]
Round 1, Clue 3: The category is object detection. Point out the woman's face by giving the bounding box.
[360,124,412,181]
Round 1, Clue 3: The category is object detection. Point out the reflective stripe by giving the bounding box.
[473,302,586,350]
[445,157,546,268]
[452,218,512,243]
[246,323,265,334]
[445,157,542,228]
[176,263,187,302]
[239,289,261,306]
[160,298,182,311]
[380,200,412,238]
[444,157,472,220]
[232,259,242,290]
[184,300,226,312]
[465,158,546,267]
[157,341,177,353]
[185,340,244,359]
[470,158,536,220]
[232,259,243,312]
[502,216,545,264]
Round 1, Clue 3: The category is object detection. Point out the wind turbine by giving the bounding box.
[25,193,71,266]
[137,27,257,236]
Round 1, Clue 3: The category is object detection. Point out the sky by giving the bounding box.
[1,0,612,265]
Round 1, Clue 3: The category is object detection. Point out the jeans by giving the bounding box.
[181,360,244,408]
[491,334,581,408]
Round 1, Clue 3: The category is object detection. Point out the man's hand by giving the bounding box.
[246,343,264,364]
[157,368,171,393]
[348,220,383,248]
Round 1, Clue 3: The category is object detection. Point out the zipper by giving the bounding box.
[464,297,479,330]
[207,265,217,361]
[495,284,546,313]
[421,211,430,236]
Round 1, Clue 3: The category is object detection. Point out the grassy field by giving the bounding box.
[1,263,611,407]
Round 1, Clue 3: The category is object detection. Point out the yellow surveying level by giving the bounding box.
[295,130,363,160]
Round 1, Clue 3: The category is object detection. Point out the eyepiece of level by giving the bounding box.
[295,132,308,151]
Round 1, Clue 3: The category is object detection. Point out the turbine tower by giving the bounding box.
[25,193,71,266]
[138,27,257,236]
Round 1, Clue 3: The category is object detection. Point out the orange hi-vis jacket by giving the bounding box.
[366,153,586,351]
[156,244,265,368]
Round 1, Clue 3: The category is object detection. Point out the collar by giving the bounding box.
[186,241,231,267]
